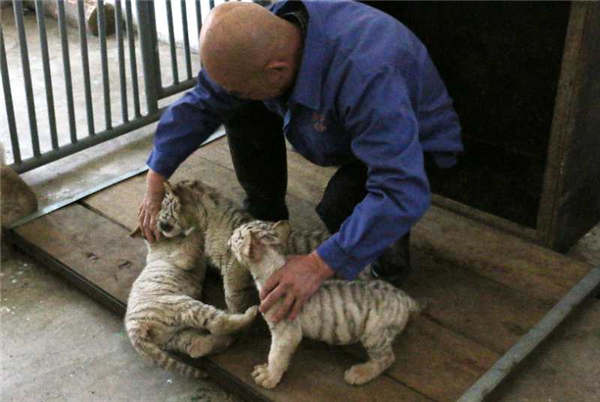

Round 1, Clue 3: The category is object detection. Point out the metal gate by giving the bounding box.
[1,0,220,173]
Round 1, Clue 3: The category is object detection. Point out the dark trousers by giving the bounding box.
[224,101,410,272]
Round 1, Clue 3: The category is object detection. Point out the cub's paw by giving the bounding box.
[244,305,259,321]
[252,363,282,389]
[344,363,380,385]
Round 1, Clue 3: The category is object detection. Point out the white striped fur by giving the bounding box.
[229,220,421,388]
[158,180,331,313]
[125,210,258,379]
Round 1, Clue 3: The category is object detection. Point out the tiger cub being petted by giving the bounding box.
[157,180,331,314]
[125,214,257,378]
[229,220,421,388]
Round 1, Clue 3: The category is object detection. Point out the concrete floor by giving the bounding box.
[2,6,600,402]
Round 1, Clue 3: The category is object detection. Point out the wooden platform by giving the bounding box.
[8,138,593,401]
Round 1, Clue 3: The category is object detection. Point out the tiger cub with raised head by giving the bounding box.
[157,180,331,314]
[125,218,258,379]
[229,220,421,388]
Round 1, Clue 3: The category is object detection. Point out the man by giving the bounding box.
[138,1,462,323]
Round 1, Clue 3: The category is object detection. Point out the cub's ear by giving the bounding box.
[163,181,174,195]
[272,220,291,244]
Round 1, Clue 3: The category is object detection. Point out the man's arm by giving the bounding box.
[317,66,430,279]
[260,67,429,320]
[138,70,244,240]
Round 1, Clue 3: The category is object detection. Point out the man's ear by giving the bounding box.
[272,220,291,244]
[264,60,290,85]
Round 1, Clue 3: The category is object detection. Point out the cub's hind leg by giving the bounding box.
[345,328,396,385]
[167,329,234,358]
[175,298,258,335]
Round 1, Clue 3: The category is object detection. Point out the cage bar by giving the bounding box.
[115,0,128,123]
[181,0,192,80]
[97,0,112,129]
[165,0,179,84]
[13,0,41,157]
[57,0,77,144]
[77,0,95,136]
[125,0,141,118]
[0,24,21,164]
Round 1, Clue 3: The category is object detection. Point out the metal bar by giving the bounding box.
[158,78,197,99]
[181,0,192,80]
[8,128,225,222]
[136,0,160,113]
[195,0,202,36]
[57,0,77,144]
[0,23,21,164]
[35,0,59,150]
[125,0,141,118]
[97,0,112,129]
[14,0,41,157]
[115,0,128,122]
[458,266,600,402]
[9,108,165,174]
[7,165,150,230]
[165,0,179,84]
[78,0,95,136]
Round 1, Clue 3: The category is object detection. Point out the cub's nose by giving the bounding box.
[159,222,173,232]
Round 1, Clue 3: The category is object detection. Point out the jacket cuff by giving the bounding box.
[316,236,366,280]
[146,149,181,179]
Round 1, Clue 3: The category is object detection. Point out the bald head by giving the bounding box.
[199,2,302,100]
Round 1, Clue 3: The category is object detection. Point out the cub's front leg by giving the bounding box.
[252,320,302,389]
[223,261,258,313]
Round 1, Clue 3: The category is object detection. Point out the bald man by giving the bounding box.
[138,1,463,322]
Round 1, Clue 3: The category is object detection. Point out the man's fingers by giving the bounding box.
[273,293,295,323]
[259,283,286,314]
[288,297,304,321]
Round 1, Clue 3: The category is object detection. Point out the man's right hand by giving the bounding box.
[137,169,166,242]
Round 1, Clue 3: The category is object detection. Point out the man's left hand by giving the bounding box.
[259,251,335,322]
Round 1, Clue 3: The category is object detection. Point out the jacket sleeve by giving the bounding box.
[147,70,245,178]
[316,66,431,279]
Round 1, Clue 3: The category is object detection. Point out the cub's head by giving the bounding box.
[156,181,197,238]
[229,220,290,264]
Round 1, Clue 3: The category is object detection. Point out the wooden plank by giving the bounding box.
[414,206,592,304]
[14,204,146,304]
[405,249,552,354]
[387,318,499,402]
[84,145,328,233]
[208,317,431,402]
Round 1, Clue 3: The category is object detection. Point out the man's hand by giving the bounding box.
[137,169,166,242]
[259,251,335,322]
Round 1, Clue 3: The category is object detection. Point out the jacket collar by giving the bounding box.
[271,0,326,110]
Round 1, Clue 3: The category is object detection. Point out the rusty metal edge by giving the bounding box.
[457,266,600,402]
[3,227,271,402]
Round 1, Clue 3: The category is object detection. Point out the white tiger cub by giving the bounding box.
[126,221,258,379]
[157,180,331,314]
[229,220,421,388]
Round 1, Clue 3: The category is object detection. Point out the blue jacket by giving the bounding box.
[147,0,463,279]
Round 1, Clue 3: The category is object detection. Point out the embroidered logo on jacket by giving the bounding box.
[312,112,327,133]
